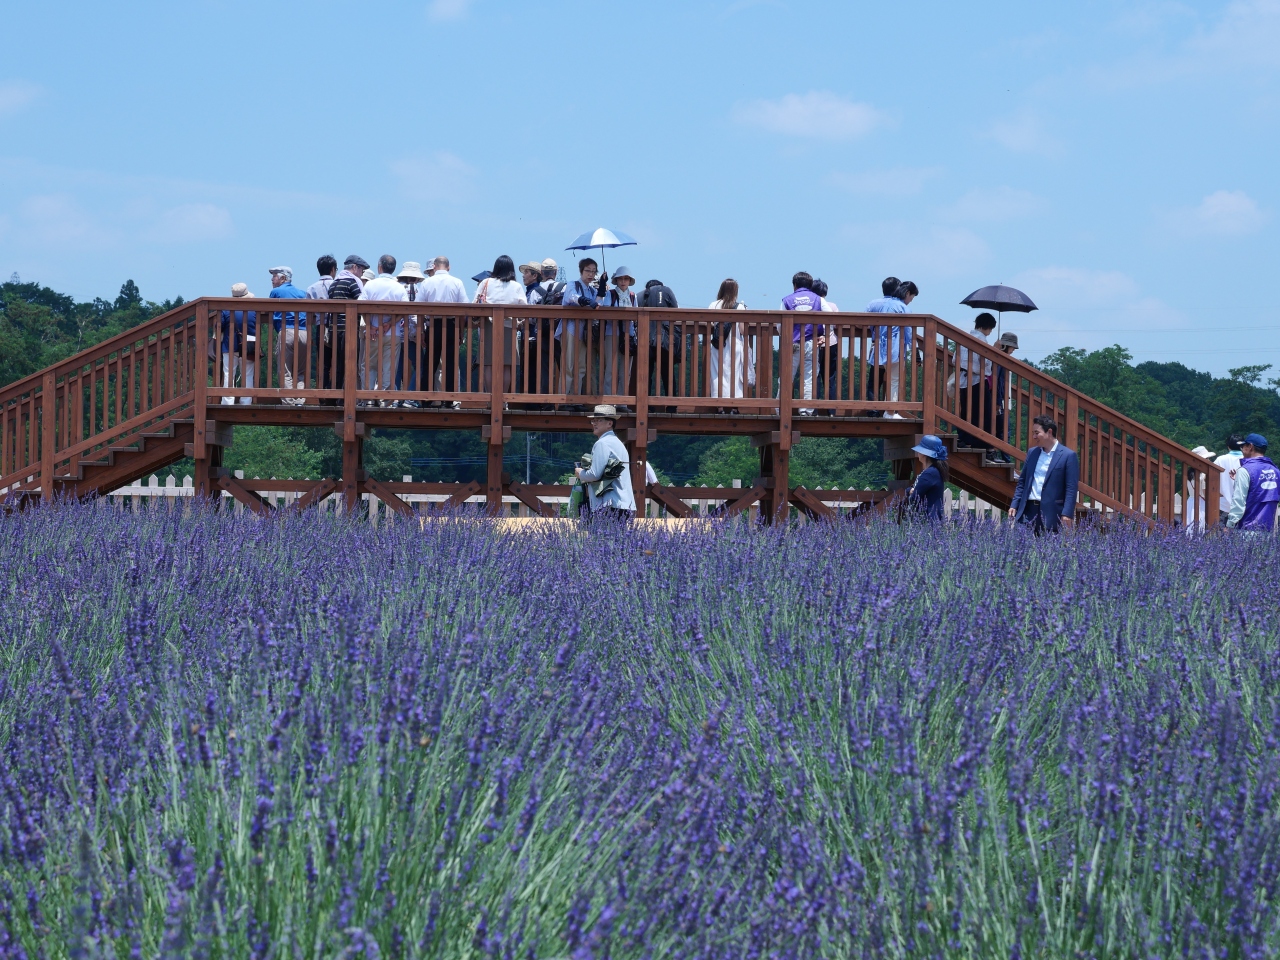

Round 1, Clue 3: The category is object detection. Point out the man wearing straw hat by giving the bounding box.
[394,261,427,402]
[573,404,635,520]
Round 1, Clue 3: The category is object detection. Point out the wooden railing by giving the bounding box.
[2,294,1220,526]
[927,323,1221,526]
[0,301,202,498]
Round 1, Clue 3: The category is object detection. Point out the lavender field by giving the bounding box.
[0,506,1277,959]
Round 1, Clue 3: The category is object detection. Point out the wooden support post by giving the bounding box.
[790,486,836,521]
[193,304,213,498]
[40,372,55,501]
[509,481,556,518]
[486,310,505,516]
[632,310,651,515]
[921,317,937,436]
[219,475,272,515]
[763,315,794,524]
[445,480,482,508]
[1205,466,1220,528]
[341,439,362,514]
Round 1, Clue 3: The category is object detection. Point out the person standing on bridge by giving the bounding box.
[1214,435,1245,525]
[956,312,997,453]
[358,255,408,402]
[268,266,308,405]
[780,271,823,416]
[419,255,469,406]
[318,255,368,405]
[1008,415,1079,533]
[864,279,917,418]
[708,278,748,410]
[812,278,840,414]
[573,404,636,521]
[1226,434,1279,533]
[219,283,257,404]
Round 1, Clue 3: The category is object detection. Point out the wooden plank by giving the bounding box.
[714,479,768,518]
[444,479,482,508]
[360,476,415,517]
[790,485,837,520]
[40,373,55,501]
[218,475,271,515]
[647,482,693,518]
[508,481,557,518]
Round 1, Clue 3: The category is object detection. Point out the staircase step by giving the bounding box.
[107,444,143,455]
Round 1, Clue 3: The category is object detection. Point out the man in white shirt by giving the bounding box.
[357,254,408,401]
[1213,435,1245,523]
[417,256,468,399]
[956,313,997,451]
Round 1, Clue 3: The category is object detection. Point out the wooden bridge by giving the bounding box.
[0,298,1220,525]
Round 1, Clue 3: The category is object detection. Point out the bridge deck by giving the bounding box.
[0,298,1219,526]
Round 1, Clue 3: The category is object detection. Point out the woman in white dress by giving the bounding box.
[708,278,749,409]
[473,255,528,394]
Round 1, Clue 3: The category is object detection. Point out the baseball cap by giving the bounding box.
[541,258,558,271]
[1245,433,1268,449]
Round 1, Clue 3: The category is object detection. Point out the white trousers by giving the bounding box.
[277,327,309,401]
[220,352,255,405]
[709,334,746,399]
[791,340,815,414]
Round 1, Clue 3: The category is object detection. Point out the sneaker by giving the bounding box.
[889,412,905,419]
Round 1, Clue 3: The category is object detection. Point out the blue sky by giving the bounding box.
[1,0,1276,375]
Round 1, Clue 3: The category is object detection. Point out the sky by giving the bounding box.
[1,0,1277,376]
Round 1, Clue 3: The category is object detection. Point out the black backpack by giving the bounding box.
[541,281,566,306]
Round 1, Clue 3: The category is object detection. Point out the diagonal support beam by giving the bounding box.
[219,475,272,515]
[292,478,338,512]
[508,481,557,518]
[360,476,416,517]
[646,482,693,518]
[713,479,770,518]
[789,486,836,521]
[444,480,482,509]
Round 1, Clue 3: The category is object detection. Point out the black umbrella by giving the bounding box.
[471,270,492,284]
[960,285,1037,337]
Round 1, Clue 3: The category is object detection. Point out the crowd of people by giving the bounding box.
[214,253,1274,530]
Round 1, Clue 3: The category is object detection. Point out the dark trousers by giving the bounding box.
[520,334,553,394]
[1020,499,1046,534]
[818,344,840,404]
[957,382,993,448]
[628,346,674,397]
[320,327,346,405]
[431,319,458,393]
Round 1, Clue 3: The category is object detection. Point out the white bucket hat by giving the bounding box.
[397,261,427,282]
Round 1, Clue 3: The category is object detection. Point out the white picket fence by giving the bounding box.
[106,473,1019,523]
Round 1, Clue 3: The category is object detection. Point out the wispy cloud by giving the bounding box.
[0,81,41,118]
[943,186,1046,222]
[427,0,473,21]
[984,111,1062,156]
[828,167,943,197]
[389,151,477,202]
[732,92,885,140]
[1166,190,1268,237]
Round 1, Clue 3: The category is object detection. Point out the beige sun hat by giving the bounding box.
[361,268,377,283]
[397,261,427,282]
[520,260,543,276]
[541,258,558,271]
[231,283,252,297]
[589,404,618,420]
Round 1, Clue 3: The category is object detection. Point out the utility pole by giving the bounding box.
[526,432,531,485]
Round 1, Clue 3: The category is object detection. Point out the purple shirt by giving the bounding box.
[1240,456,1280,530]
[781,288,824,342]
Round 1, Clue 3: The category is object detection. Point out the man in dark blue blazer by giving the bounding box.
[1008,414,1080,532]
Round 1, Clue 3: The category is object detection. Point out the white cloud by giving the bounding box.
[427,0,473,21]
[1168,190,1267,237]
[148,203,234,243]
[731,92,885,140]
[828,166,942,197]
[1189,0,1280,70]
[389,151,477,202]
[943,186,1046,222]
[0,81,40,117]
[985,111,1062,156]
[842,223,990,278]
[1013,266,1142,309]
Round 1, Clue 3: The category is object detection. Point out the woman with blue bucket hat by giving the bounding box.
[907,435,949,521]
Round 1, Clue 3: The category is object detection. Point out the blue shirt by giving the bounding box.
[865,296,912,365]
[1029,441,1059,500]
[270,282,308,329]
[579,429,635,512]
[557,279,599,340]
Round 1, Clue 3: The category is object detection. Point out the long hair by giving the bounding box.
[491,255,516,283]
[715,278,739,310]
[930,456,950,485]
